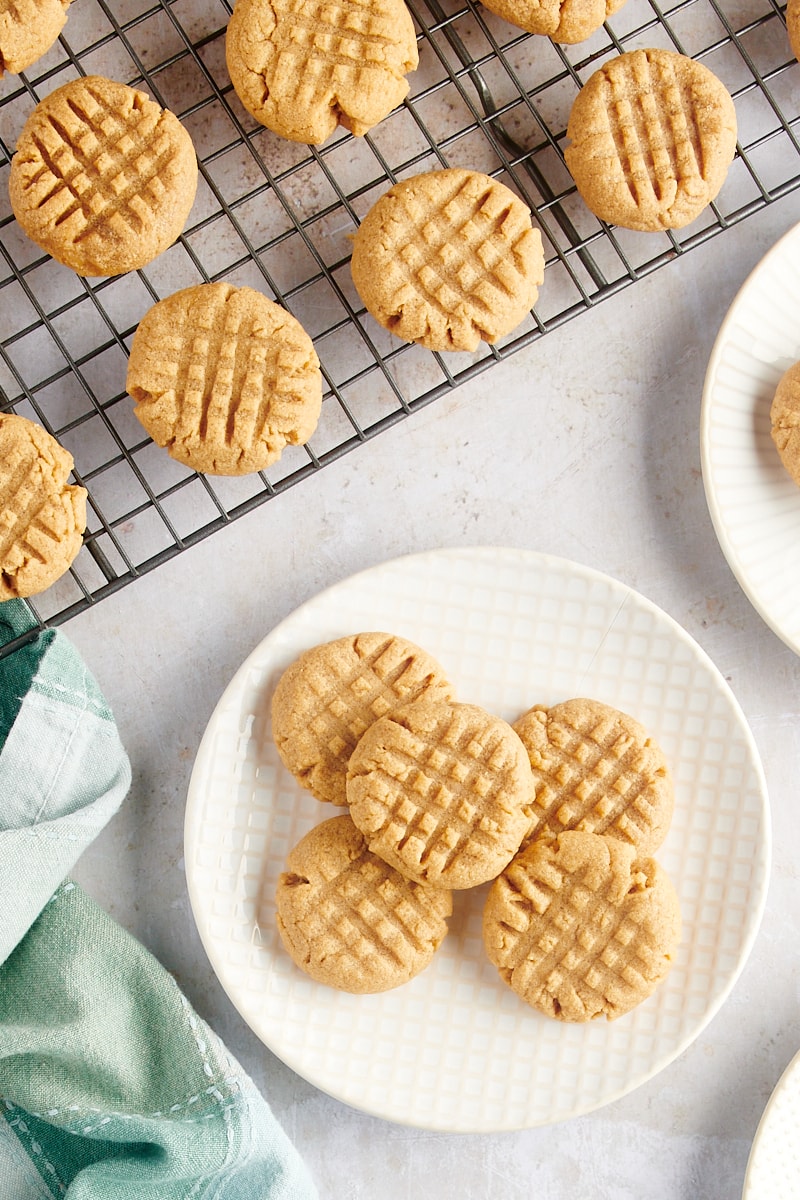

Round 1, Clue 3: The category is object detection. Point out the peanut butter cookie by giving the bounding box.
[346,698,533,889]
[126,282,322,475]
[276,814,452,992]
[770,359,800,487]
[0,412,86,599]
[226,0,418,145]
[0,0,72,75]
[272,632,455,805]
[483,830,681,1021]
[513,698,674,855]
[565,48,737,231]
[9,75,198,276]
[479,0,627,45]
[350,167,544,352]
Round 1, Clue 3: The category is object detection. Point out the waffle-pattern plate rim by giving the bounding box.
[700,219,800,657]
[184,545,770,1132]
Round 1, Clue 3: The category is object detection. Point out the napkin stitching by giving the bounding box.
[25,1079,246,1124]
[32,689,90,824]
[3,1102,66,1196]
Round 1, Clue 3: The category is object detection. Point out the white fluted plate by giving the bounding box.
[184,547,770,1131]
[701,220,800,656]
[743,1048,800,1199]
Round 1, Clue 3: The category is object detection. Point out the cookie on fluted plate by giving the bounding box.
[226,0,418,145]
[276,814,452,993]
[350,167,545,352]
[9,75,197,276]
[770,358,800,488]
[346,698,534,889]
[126,282,322,476]
[513,697,674,855]
[0,412,86,600]
[565,48,737,231]
[271,632,455,805]
[482,829,681,1021]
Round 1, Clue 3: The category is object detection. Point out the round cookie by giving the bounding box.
[271,632,455,805]
[225,0,418,146]
[126,282,322,476]
[276,814,452,992]
[564,48,737,231]
[9,75,198,277]
[0,0,72,76]
[482,830,682,1021]
[346,699,533,889]
[770,359,800,487]
[0,412,86,599]
[513,697,674,855]
[350,167,545,353]
[788,0,800,64]
[479,0,627,45]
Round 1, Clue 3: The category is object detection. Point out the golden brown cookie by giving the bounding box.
[513,698,674,855]
[346,699,533,889]
[482,830,681,1021]
[225,0,418,145]
[770,359,800,487]
[272,632,455,805]
[565,48,737,231]
[788,0,800,63]
[125,283,322,476]
[9,75,198,277]
[0,0,72,75]
[0,412,86,599]
[276,814,452,992]
[479,0,627,45]
[350,167,545,353]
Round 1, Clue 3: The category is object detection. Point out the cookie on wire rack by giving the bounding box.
[512,697,674,856]
[346,698,534,889]
[482,830,682,1021]
[9,75,197,277]
[350,167,545,352]
[479,0,627,46]
[564,48,737,231]
[0,412,86,600]
[225,0,418,145]
[788,0,800,63]
[125,282,322,476]
[0,0,73,75]
[276,814,452,993]
[271,632,455,805]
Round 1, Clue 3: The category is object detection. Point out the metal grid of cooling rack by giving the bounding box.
[0,0,798,644]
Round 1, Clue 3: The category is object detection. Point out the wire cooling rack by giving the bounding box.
[0,0,798,642]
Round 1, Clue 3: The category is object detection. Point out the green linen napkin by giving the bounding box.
[0,601,317,1199]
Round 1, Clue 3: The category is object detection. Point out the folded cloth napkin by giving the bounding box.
[0,601,317,1199]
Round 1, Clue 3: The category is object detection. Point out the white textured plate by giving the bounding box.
[184,547,770,1132]
[743,1048,800,1200]
[701,220,800,656]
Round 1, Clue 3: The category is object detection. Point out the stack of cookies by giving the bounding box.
[271,631,682,1022]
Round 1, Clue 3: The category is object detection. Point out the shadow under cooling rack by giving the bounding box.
[0,0,798,643]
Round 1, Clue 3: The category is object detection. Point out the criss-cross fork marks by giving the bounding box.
[270,0,407,86]
[601,50,707,206]
[23,81,180,247]
[495,855,665,1015]
[146,292,311,454]
[531,715,667,843]
[365,711,524,876]
[300,850,446,971]
[304,637,447,766]
[386,174,537,325]
[0,443,75,579]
